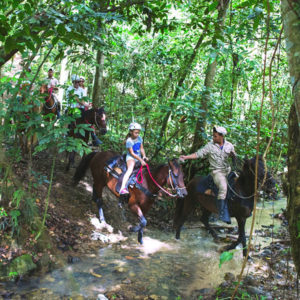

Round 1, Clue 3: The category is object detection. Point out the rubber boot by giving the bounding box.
[216,199,231,224]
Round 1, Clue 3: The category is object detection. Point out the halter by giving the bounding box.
[136,163,186,198]
[44,87,57,110]
[94,110,106,131]
[168,169,187,195]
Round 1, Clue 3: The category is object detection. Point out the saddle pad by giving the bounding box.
[196,172,237,201]
[104,155,141,193]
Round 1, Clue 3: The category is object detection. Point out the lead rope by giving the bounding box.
[135,164,177,198]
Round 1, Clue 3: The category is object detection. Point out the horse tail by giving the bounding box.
[73,151,97,185]
[173,197,185,228]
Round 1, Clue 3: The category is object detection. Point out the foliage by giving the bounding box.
[219,251,234,268]
[0,0,290,242]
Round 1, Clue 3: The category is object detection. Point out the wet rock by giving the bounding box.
[8,254,36,278]
[121,278,131,284]
[67,255,81,264]
[243,275,259,286]
[37,253,52,273]
[91,231,110,242]
[97,294,109,300]
[246,286,265,296]
[224,272,235,281]
[191,288,215,299]
[261,249,272,257]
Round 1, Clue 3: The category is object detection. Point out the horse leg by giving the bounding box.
[174,196,195,240]
[66,151,75,172]
[200,208,218,239]
[92,184,105,223]
[129,204,147,244]
[225,217,248,256]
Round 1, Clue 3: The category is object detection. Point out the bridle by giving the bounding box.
[227,161,270,200]
[168,168,187,197]
[94,110,106,131]
[136,163,186,198]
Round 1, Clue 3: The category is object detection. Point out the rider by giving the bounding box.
[44,68,61,118]
[119,122,148,195]
[79,76,88,97]
[66,75,89,111]
[179,126,236,224]
[66,75,102,146]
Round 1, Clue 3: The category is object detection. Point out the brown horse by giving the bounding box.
[174,156,276,257]
[73,150,187,244]
[66,107,107,171]
[40,84,59,120]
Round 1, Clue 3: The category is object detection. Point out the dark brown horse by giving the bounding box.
[174,156,276,257]
[40,84,60,120]
[66,107,107,171]
[73,150,187,244]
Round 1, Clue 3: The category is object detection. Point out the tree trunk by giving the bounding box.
[92,49,105,107]
[191,0,230,153]
[154,15,210,157]
[281,0,300,276]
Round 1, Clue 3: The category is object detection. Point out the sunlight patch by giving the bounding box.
[136,236,175,257]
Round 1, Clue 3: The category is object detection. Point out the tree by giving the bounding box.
[281,0,300,275]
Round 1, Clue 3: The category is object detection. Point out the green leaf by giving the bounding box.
[208,1,219,12]
[4,36,15,52]
[219,251,233,268]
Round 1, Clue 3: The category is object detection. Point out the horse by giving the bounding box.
[65,107,107,172]
[173,156,277,257]
[40,84,59,120]
[73,150,188,244]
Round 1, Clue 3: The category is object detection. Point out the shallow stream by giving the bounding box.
[2,198,286,299]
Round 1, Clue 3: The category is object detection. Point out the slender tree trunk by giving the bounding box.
[191,0,230,153]
[155,18,210,156]
[92,49,105,107]
[281,0,300,276]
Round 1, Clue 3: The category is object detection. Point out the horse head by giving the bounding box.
[40,84,48,94]
[242,156,277,198]
[168,158,187,198]
[94,107,107,135]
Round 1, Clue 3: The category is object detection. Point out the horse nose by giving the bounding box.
[100,128,107,135]
[178,188,188,198]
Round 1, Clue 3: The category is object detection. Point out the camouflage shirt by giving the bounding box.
[196,140,235,172]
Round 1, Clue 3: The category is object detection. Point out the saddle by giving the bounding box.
[196,172,238,202]
[104,155,144,194]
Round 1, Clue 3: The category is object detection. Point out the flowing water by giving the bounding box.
[2,198,286,299]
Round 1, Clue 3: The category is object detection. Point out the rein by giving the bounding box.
[227,181,257,200]
[44,87,57,110]
[136,164,178,198]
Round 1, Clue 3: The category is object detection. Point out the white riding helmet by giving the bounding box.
[80,76,85,81]
[71,74,80,82]
[128,122,142,131]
